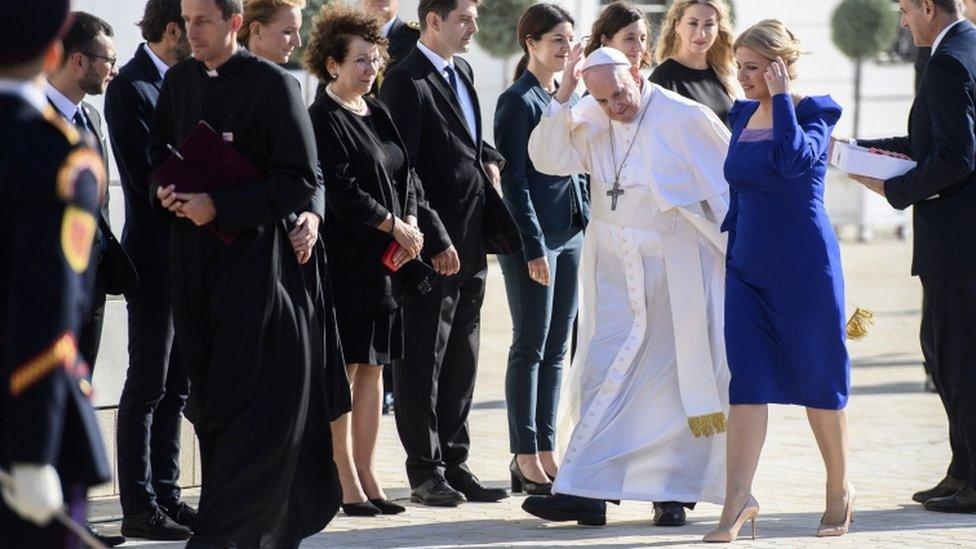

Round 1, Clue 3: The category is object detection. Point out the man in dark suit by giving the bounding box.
[44,11,137,547]
[104,0,196,540]
[0,2,111,545]
[45,12,137,374]
[851,0,976,514]
[379,0,512,507]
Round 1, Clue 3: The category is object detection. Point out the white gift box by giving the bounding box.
[830,140,917,179]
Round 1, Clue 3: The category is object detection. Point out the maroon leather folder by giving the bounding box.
[154,121,265,245]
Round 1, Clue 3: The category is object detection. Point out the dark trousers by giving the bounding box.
[497,229,582,454]
[117,265,188,516]
[921,271,976,487]
[394,264,487,487]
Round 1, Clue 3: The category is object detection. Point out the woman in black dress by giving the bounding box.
[305,3,424,517]
[651,0,737,123]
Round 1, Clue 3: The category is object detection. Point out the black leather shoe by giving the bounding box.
[121,508,192,540]
[510,457,552,495]
[924,486,976,514]
[913,475,966,503]
[85,521,126,547]
[522,493,606,526]
[410,477,467,507]
[449,473,510,502]
[161,501,198,531]
[652,501,687,526]
[369,498,407,514]
[382,390,394,415]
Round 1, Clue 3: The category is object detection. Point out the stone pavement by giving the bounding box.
[96,237,976,547]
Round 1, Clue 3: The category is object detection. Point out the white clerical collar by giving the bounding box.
[0,79,48,113]
[417,40,455,73]
[932,18,966,53]
[143,42,170,78]
[380,16,396,37]
[45,82,81,120]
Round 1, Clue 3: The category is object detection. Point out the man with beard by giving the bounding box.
[44,12,137,547]
[148,0,339,546]
[104,0,197,541]
[45,12,138,378]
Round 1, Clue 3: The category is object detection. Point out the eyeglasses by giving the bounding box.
[354,56,386,71]
[82,52,118,68]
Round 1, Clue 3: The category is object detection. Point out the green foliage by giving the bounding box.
[474,0,536,60]
[291,0,330,68]
[831,0,899,59]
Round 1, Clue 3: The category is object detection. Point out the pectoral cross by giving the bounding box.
[607,178,625,211]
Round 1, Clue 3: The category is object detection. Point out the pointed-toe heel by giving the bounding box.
[816,489,855,537]
[509,456,552,495]
[341,501,381,516]
[703,496,759,543]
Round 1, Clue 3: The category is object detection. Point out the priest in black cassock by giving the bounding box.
[147,0,339,547]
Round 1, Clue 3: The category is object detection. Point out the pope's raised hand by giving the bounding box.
[554,43,585,105]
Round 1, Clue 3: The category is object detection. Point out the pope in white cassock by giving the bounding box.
[520,46,732,527]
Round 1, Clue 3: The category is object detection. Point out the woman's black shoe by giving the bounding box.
[369,498,407,514]
[341,500,381,516]
[510,456,553,495]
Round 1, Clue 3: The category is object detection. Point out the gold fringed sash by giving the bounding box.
[846,308,874,341]
[688,412,727,438]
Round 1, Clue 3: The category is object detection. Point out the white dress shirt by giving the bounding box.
[416,40,478,141]
[44,82,81,121]
[143,42,171,79]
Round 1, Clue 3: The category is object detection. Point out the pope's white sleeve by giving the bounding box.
[528,98,588,176]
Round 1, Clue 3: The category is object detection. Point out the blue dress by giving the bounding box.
[722,93,850,409]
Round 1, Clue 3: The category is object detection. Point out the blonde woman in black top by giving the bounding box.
[651,0,737,123]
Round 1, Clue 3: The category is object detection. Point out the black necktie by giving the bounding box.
[72,108,103,157]
[72,109,87,129]
[443,65,459,96]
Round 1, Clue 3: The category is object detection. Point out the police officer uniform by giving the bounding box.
[0,2,112,547]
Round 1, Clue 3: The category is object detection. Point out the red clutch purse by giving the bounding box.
[381,241,401,272]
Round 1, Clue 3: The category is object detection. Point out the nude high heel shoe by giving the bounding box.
[816,488,855,537]
[703,495,760,543]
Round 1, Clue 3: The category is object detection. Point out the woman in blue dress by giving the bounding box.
[494,3,588,496]
[704,20,853,542]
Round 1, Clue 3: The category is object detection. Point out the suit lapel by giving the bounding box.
[135,45,165,91]
[417,52,476,146]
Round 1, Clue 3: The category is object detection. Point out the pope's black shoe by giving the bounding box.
[923,486,976,514]
[410,477,467,507]
[522,493,607,526]
[913,475,966,503]
[161,500,198,531]
[448,473,510,502]
[121,507,193,540]
[652,501,687,526]
[85,521,126,547]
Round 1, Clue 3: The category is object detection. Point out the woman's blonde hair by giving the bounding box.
[238,0,306,46]
[733,19,804,80]
[654,0,736,98]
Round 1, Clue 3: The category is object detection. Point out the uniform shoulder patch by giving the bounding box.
[42,104,81,145]
[407,20,420,30]
[56,147,107,205]
[61,205,98,273]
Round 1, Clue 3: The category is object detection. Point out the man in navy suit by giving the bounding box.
[104,0,196,540]
[852,0,976,513]
[379,0,516,507]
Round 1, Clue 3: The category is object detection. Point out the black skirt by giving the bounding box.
[335,307,404,366]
